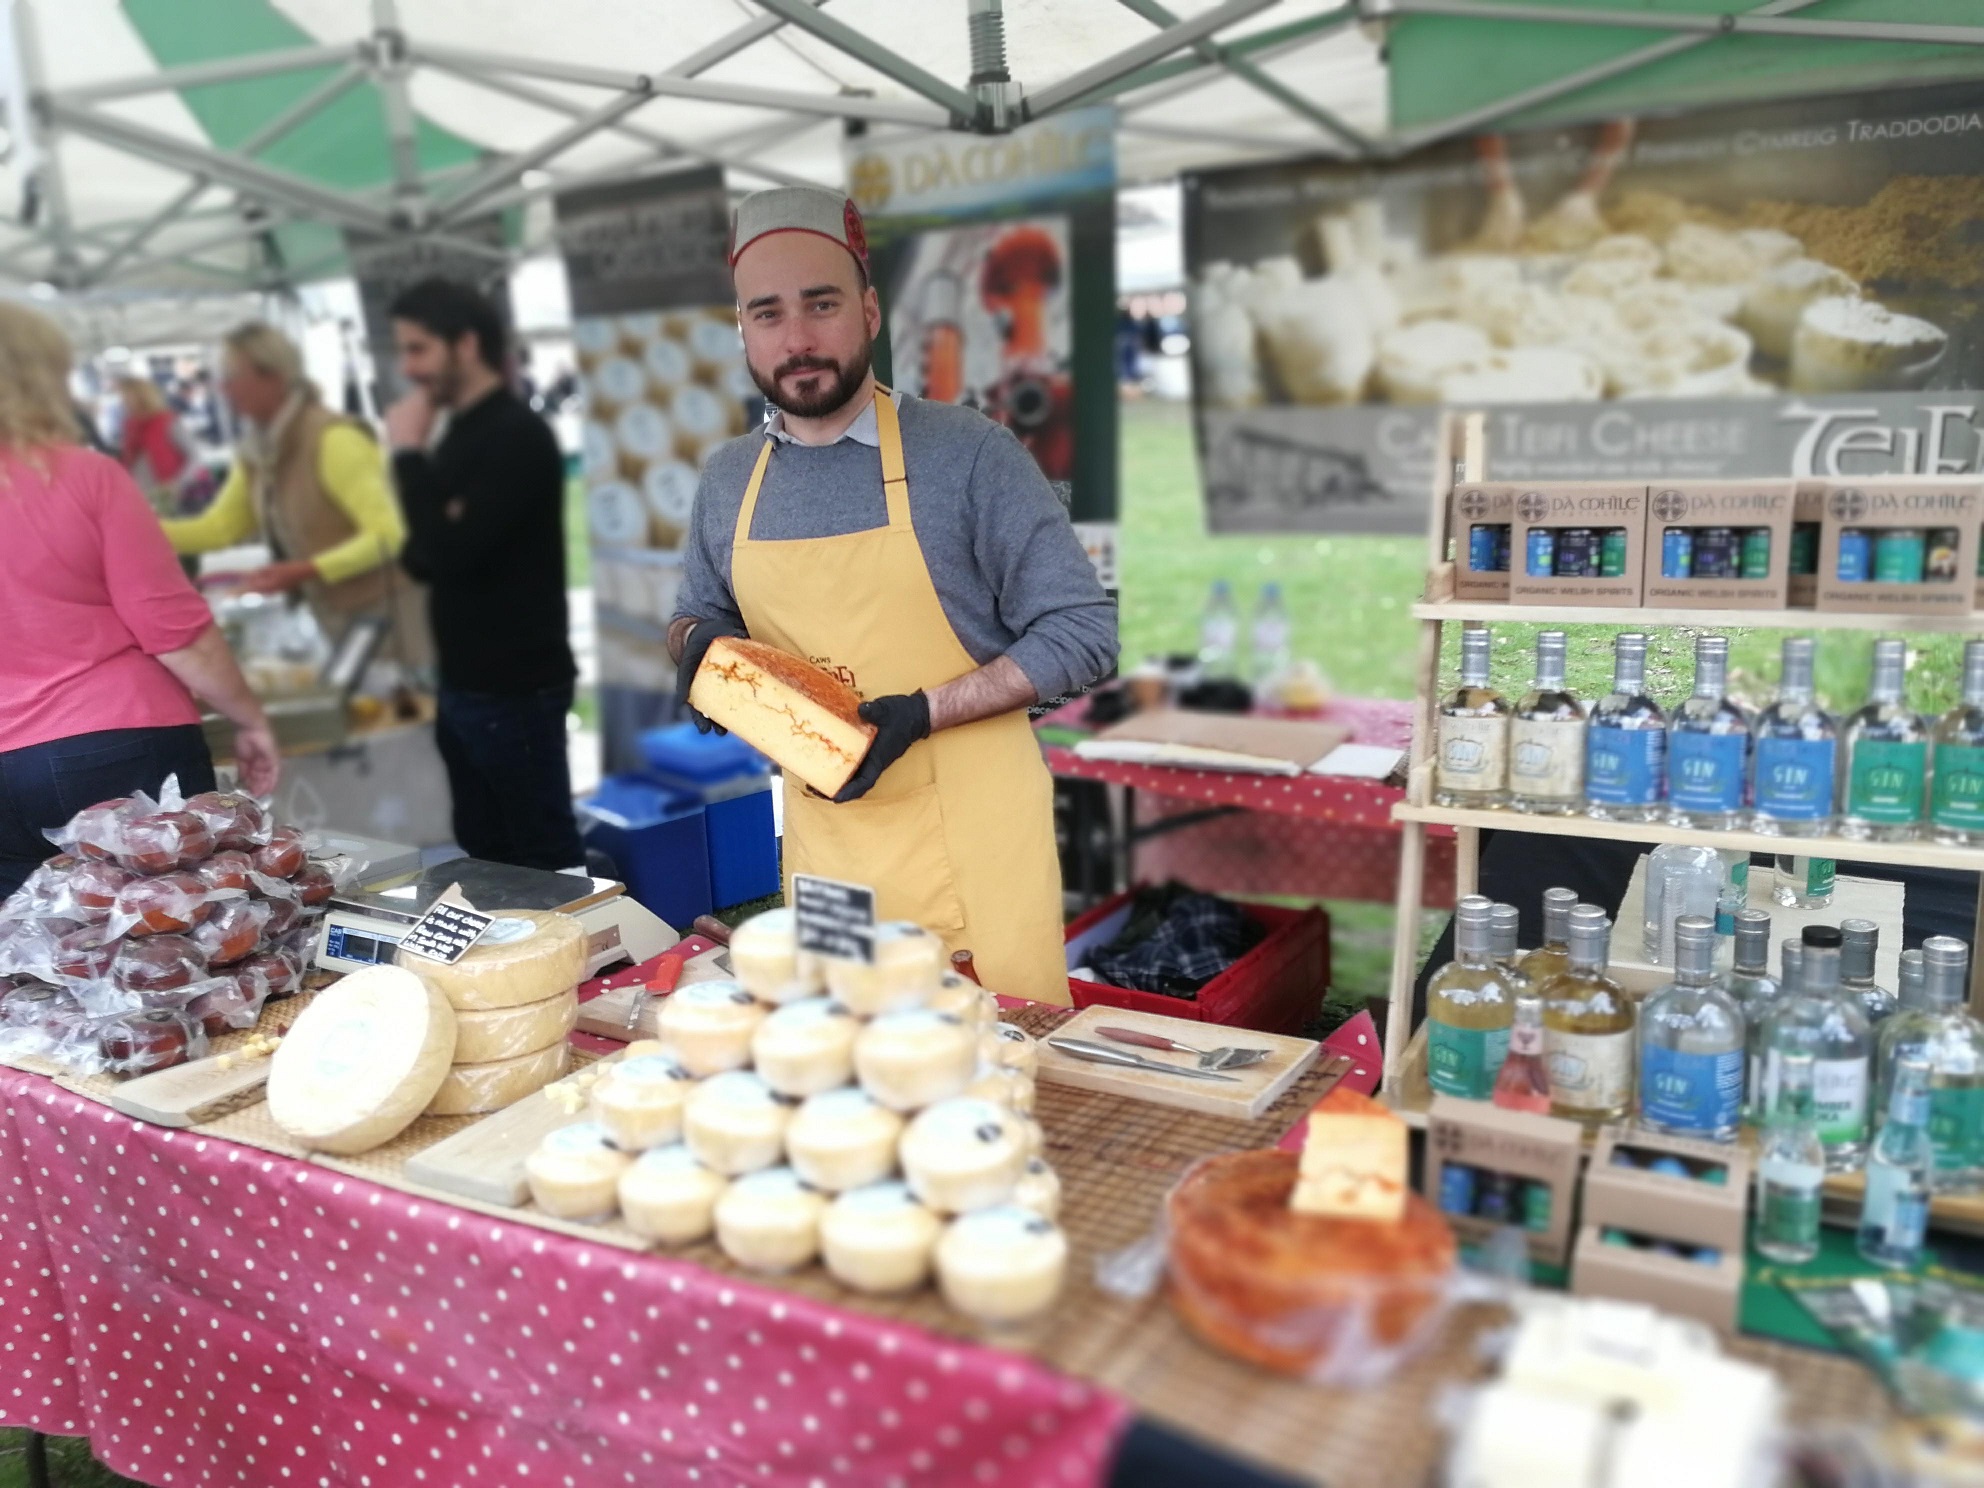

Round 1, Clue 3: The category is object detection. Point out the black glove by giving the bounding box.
[674,618,749,734]
[832,692,931,803]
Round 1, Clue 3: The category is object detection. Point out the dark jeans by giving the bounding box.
[0,724,217,899]
[435,684,586,873]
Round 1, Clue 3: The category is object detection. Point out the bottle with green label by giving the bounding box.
[1755,1051,1825,1265]
[1426,896,1518,1100]
[1932,639,1984,847]
[1842,638,1926,842]
[1875,936,1984,1193]
[1762,926,1871,1174]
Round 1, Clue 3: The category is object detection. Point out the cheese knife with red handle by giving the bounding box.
[622,916,734,1030]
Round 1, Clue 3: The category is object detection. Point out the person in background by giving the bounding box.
[115,375,191,514]
[0,303,278,899]
[386,278,585,875]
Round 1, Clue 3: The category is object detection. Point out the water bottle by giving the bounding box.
[1250,582,1292,685]
[1200,580,1240,679]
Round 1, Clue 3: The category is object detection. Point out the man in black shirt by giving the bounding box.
[386,278,586,873]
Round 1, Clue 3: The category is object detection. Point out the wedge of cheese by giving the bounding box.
[688,638,877,798]
[1290,1110,1408,1224]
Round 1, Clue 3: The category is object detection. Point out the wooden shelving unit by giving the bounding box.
[1413,599,1984,634]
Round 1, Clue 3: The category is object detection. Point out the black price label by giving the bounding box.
[397,900,495,966]
[793,874,876,964]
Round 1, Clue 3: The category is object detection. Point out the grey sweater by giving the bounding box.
[674,395,1117,701]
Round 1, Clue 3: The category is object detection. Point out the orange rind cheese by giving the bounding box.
[688,638,877,797]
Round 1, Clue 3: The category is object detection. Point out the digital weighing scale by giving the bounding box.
[313,858,677,977]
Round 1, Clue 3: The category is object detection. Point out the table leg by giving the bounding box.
[25,1433,48,1488]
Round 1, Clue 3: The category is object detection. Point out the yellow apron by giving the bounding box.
[729,390,1070,1005]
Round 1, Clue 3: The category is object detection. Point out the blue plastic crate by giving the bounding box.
[580,776,712,933]
[635,722,779,910]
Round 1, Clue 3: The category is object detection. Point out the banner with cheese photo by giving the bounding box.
[1184,79,1984,536]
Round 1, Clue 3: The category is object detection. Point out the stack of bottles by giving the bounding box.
[1435,629,1984,846]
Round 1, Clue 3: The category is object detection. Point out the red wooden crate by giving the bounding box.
[1063,890,1330,1037]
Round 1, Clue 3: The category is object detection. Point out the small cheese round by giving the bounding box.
[427,1040,570,1115]
[826,922,943,1016]
[1011,1158,1062,1221]
[900,1098,1030,1214]
[714,1166,826,1273]
[821,1181,942,1294]
[984,1023,1038,1078]
[936,1207,1068,1323]
[525,1122,631,1222]
[963,1064,1035,1116]
[452,989,578,1064]
[855,1008,977,1112]
[926,973,994,1033]
[1014,1116,1045,1161]
[784,1086,903,1193]
[618,1143,727,1244]
[727,908,823,1004]
[266,965,457,1154]
[656,980,766,1077]
[399,911,588,1012]
[751,996,859,1097]
[683,1070,792,1175]
[592,1054,696,1152]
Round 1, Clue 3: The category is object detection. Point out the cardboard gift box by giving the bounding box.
[1507,483,1647,607]
[1450,483,1522,602]
[1788,482,1825,608]
[1422,1094,1584,1267]
[1815,477,1982,618]
[1639,479,1796,611]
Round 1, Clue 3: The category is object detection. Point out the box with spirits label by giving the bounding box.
[1788,482,1824,608]
[1423,1095,1584,1266]
[1507,483,1647,606]
[1568,1223,1745,1334]
[1639,479,1796,611]
[1815,478,1982,618]
[1450,483,1520,602]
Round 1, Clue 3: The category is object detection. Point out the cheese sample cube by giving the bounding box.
[1291,1111,1408,1223]
[400,909,587,1011]
[266,965,457,1154]
[821,1180,942,1294]
[525,1122,631,1222]
[618,1143,727,1244]
[714,1166,827,1273]
[687,638,877,798]
[592,1054,696,1152]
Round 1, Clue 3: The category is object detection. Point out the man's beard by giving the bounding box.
[415,349,464,408]
[750,342,872,420]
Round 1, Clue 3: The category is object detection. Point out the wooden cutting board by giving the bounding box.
[575,942,732,1041]
[1033,1005,1320,1120]
[402,1052,626,1207]
[109,1051,277,1128]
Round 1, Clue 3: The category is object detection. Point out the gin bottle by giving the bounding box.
[1720,909,1780,1123]
[1435,627,1511,809]
[1752,636,1838,836]
[1755,1051,1825,1266]
[1586,632,1666,822]
[1772,855,1836,909]
[1876,936,1984,1193]
[1517,887,1577,989]
[1764,926,1872,1173]
[1489,903,1531,993]
[1509,631,1585,815]
[1840,918,1895,1026]
[1842,638,1926,841]
[1639,916,1745,1141]
[1539,904,1634,1128]
[1857,1057,1933,1270]
[1492,994,1552,1115]
[1895,947,1927,1012]
[1930,639,1984,846]
[1426,896,1517,1100]
[1667,635,1751,830]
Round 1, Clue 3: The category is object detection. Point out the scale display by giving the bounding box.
[323,924,403,967]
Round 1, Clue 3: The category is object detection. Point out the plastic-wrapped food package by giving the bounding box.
[252,874,305,937]
[65,861,138,922]
[185,972,274,1037]
[97,1007,206,1076]
[108,871,231,938]
[196,850,256,894]
[0,981,82,1059]
[188,897,271,966]
[112,933,208,997]
[52,923,122,982]
[252,826,308,879]
[57,797,141,861]
[238,947,304,1000]
[183,791,272,852]
[111,811,215,874]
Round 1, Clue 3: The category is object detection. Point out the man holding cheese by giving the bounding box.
[669,186,1116,1005]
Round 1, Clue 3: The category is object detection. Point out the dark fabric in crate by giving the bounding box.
[1086,883,1265,997]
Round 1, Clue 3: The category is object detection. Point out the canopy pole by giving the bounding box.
[748,0,978,124]
[7,0,71,282]
[434,80,661,226]
[54,44,359,108]
[1383,0,1984,46]
[1025,0,1283,118]
[370,0,426,227]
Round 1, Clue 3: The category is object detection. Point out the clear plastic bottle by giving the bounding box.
[1638,916,1745,1142]
[1199,580,1239,678]
[1249,582,1291,686]
[1509,631,1585,815]
[1755,1051,1825,1266]
[1763,926,1872,1173]
[1720,909,1780,1124]
[1839,918,1895,1027]
[1930,639,1984,847]
[1585,632,1666,823]
[1426,896,1519,1100]
[1642,843,1722,966]
[1435,627,1512,810]
[1666,635,1751,830]
[1841,638,1926,842]
[1752,636,1838,837]
[1857,1057,1933,1270]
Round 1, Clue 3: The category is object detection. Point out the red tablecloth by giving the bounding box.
[0,1066,1130,1487]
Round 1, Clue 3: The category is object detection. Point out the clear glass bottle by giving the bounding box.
[1930,639,1984,847]
[1780,937,1805,1000]
[1752,636,1838,836]
[1509,631,1585,815]
[1720,908,1780,1125]
[1764,926,1872,1173]
[1895,947,1927,1013]
[1876,936,1984,1193]
[1426,896,1518,1100]
[1435,627,1512,809]
[1517,887,1577,989]
[1489,903,1530,993]
[1638,915,1746,1142]
[1642,843,1722,965]
[1540,904,1634,1128]
[1199,580,1239,678]
[1755,1051,1825,1266]
[1842,638,1926,842]
[1492,993,1552,1115]
[1585,632,1666,823]
[1857,1056,1933,1270]
[1249,581,1291,685]
[1839,918,1896,1027]
[1772,855,1836,909]
[1667,635,1751,830]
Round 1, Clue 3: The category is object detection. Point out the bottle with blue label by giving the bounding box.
[1639,916,1745,1142]
[1753,636,1838,837]
[1667,635,1751,830]
[1586,632,1666,822]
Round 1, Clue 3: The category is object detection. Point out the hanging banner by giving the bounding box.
[344,216,513,405]
[1184,80,1984,535]
[555,165,761,774]
[845,106,1118,548]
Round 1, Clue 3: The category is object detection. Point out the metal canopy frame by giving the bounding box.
[0,0,1977,300]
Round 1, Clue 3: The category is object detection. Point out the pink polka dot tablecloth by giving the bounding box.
[0,1067,1129,1487]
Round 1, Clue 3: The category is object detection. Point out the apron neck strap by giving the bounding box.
[734,385,911,545]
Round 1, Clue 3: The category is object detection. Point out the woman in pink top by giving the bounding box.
[0,304,278,898]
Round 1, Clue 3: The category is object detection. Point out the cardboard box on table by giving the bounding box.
[1639,479,1796,611]
[1423,1094,1584,1267]
[1815,478,1982,619]
[1450,483,1522,602]
[1507,483,1648,607]
[1788,482,1825,608]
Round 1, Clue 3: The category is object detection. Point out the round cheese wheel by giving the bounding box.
[714,1166,826,1273]
[936,1207,1067,1323]
[400,911,587,1012]
[728,908,825,1004]
[452,989,578,1064]
[826,922,943,1016]
[592,1054,696,1152]
[899,1097,1029,1215]
[963,1064,1035,1116]
[854,1008,976,1112]
[1012,1158,1061,1221]
[784,1086,903,1193]
[656,980,765,1077]
[643,337,690,387]
[751,997,858,1098]
[266,965,457,1154]
[926,973,994,1032]
[984,1023,1038,1079]
[683,1070,792,1176]
[525,1122,631,1221]
[618,1143,727,1244]
[821,1180,941,1294]
[427,1041,570,1116]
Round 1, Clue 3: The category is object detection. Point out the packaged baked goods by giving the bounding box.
[854,1007,976,1112]
[686,639,878,799]
[98,1007,205,1076]
[183,791,272,851]
[935,1207,1068,1323]
[821,1180,942,1294]
[525,1123,632,1222]
[727,907,824,1003]
[714,1166,826,1273]
[112,933,208,997]
[108,871,225,938]
[683,1070,792,1176]
[187,898,271,967]
[252,826,308,880]
[826,922,943,1017]
[899,1097,1030,1214]
[656,980,765,1077]
[750,996,858,1097]
[784,1085,903,1193]
[591,1053,695,1152]
[618,1142,727,1245]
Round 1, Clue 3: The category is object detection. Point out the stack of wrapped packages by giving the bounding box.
[0,778,339,1078]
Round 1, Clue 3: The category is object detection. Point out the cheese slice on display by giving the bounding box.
[266,965,458,1154]
[426,1041,571,1116]
[399,910,587,1012]
[687,638,877,798]
[452,989,579,1064]
[1291,1110,1408,1223]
